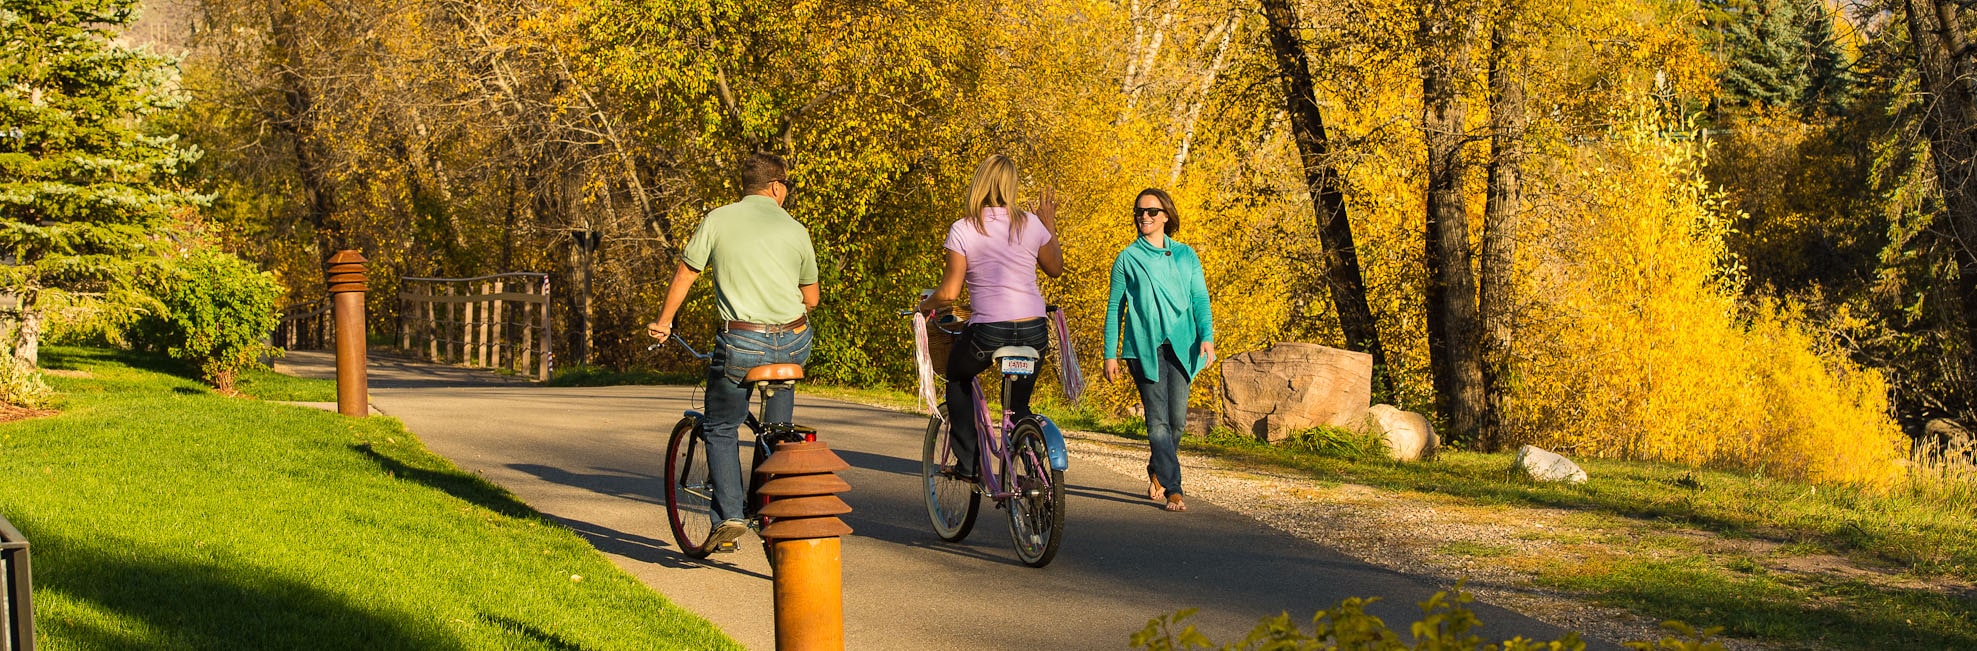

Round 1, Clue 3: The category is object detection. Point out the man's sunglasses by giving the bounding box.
[772,178,795,193]
[1133,207,1165,218]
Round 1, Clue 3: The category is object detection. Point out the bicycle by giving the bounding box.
[913,306,1069,567]
[656,334,816,559]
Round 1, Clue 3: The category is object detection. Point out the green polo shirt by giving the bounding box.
[681,195,818,324]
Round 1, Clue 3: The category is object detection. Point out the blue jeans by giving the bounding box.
[1129,344,1188,498]
[703,326,813,522]
[944,319,1051,476]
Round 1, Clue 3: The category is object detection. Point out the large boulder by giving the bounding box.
[1365,404,1437,461]
[1914,418,1975,468]
[1514,445,1588,484]
[1219,342,1373,443]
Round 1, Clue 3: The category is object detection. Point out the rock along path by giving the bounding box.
[279,351,1611,650]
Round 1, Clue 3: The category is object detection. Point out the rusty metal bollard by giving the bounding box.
[326,250,369,417]
[755,440,853,651]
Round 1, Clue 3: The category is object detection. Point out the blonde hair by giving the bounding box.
[963,155,1025,242]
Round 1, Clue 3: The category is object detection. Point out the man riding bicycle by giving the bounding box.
[647,152,819,552]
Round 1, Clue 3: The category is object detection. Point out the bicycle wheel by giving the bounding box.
[923,404,980,542]
[665,416,716,558]
[1006,418,1065,567]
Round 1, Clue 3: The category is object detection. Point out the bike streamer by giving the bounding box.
[912,311,940,414]
[1050,308,1085,405]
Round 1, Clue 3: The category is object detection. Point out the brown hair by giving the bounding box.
[1136,188,1180,235]
[740,152,789,195]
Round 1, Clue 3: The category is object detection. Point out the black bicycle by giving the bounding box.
[656,334,814,558]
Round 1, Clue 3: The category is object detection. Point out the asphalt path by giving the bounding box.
[280,351,1607,650]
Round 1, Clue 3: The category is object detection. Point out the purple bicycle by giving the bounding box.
[918,310,1066,568]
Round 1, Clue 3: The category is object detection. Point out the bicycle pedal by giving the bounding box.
[712,540,739,553]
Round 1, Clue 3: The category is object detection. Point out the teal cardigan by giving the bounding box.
[1102,237,1214,383]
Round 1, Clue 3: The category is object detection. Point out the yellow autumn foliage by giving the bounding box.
[1507,107,1904,485]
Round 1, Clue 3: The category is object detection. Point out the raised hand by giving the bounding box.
[1035,187,1058,232]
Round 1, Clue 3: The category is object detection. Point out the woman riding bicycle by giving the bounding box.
[916,154,1065,480]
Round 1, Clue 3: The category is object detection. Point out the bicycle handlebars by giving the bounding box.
[646,333,712,360]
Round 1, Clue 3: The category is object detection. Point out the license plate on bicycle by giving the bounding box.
[999,357,1037,376]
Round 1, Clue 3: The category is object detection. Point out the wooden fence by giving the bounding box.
[274,297,331,351]
[396,273,553,381]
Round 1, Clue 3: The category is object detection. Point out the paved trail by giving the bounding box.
[281,351,1608,650]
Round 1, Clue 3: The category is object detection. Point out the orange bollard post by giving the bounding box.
[755,440,854,651]
[326,250,369,417]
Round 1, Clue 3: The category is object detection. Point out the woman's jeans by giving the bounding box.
[704,326,813,522]
[944,319,1051,475]
[1129,344,1189,497]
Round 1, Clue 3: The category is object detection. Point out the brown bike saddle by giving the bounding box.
[744,363,804,382]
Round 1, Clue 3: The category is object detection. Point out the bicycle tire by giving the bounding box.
[923,404,981,542]
[1006,418,1065,567]
[664,415,716,558]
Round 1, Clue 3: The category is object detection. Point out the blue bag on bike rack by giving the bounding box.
[1036,415,1070,471]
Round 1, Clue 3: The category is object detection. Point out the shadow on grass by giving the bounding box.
[479,613,587,651]
[19,514,454,649]
[353,443,537,520]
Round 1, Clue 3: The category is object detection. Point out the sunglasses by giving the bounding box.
[772,178,795,193]
[1133,207,1165,218]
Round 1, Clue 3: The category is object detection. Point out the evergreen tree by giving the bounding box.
[1712,0,1855,115]
[1798,0,1855,116]
[0,0,202,366]
[1718,0,1811,109]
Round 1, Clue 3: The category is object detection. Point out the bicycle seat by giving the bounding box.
[992,346,1040,360]
[744,364,805,383]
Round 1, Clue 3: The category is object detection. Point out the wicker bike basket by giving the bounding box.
[925,307,970,377]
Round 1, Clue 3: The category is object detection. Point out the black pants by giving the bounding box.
[944,319,1051,475]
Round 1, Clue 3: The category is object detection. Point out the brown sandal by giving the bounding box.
[1165,495,1187,512]
[1147,472,1164,502]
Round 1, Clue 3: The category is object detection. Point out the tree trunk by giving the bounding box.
[269,3,342,252]
[1906,0,1977,418]
[1258,0,1390,385]
[8,290,39,368]
[1478,21,1526,452]
[1420,0,1486,443]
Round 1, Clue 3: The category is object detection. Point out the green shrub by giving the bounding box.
[138,248,281,391]
[0,354,52,409]
[1131,585,1725,651]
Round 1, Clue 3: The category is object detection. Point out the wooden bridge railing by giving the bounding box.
[274,297,332,351]
[396,273,553,381]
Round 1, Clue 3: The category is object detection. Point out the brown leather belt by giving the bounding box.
[724,315,808,334]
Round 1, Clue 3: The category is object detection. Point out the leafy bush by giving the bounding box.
[0,354,52,409]
[1507,107,1906,486]
[138,248,282,391]
[1131,585,1725,651]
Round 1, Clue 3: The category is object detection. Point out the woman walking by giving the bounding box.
[917,155,1065,479]
[1103,188,1214,512]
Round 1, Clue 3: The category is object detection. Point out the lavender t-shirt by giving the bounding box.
[944,207,1053,324]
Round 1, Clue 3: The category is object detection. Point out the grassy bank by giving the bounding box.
[0,347,737,650]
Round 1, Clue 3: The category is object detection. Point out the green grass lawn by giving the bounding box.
[0,347,738,650]
[234,364,337,402]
